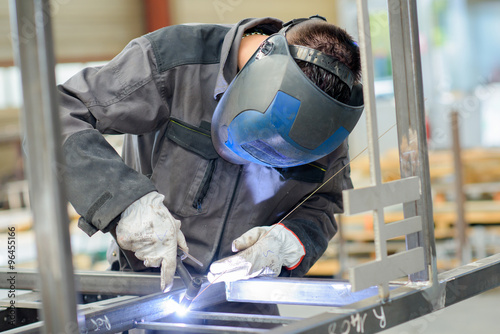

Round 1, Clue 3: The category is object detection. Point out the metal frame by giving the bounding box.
[341,0,434,301]
[387,0,438,284]
[3,0,500,333]
[8,1,79,333]
[266,254,500,334]
[2,257,500,333]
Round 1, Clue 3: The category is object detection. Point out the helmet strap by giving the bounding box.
[288,45,355,90]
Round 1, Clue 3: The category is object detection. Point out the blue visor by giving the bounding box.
[226,91,350,167]
[212,33,363,167]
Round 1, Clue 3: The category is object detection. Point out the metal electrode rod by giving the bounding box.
[8,0,80,333]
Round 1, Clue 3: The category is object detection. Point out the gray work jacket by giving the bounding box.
[58,17,353,276]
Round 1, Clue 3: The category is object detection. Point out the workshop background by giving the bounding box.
[0,0,499,333]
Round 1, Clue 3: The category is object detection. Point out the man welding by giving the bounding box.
[58,15,363,317]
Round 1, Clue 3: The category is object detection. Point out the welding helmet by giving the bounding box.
[212,16,364,168]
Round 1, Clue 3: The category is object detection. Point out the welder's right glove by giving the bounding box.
[115,191,188,292]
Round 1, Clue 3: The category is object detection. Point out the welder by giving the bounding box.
[58,15,363,320]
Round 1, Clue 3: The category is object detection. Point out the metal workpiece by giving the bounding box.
[3,256,500,333]
[225,277,400,307]
[136,322,270,333]
[355,0,383,185]
[352,0,389,300]
[183,311,300,324]
[79,280,226,333]
[2,322,41,334]
[345,0,426,301]
[0,268,186,295]
[2,279,227,334]
[266,254,500,334]
[9,0,79,333]
[437,253,500,306]
[387,0,438,284]
[137,311,299,333]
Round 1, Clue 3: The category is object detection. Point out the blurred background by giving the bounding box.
[0,0,499,302]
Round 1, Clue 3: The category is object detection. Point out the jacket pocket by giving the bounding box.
[165,118,218,160]
[153,118,219,217]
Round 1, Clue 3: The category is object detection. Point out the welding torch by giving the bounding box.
[176,248,203,310]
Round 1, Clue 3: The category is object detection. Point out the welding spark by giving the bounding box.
[176,304,189,316]
[162,298,189,317]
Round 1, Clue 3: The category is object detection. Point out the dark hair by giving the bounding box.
[286,20,361,103]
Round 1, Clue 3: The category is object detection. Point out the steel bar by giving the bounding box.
[336,215,347,278]
[0,292,136,312]
[226,277,399,306]
[387,0,438,283]
[78,281,227,333]
[3,280,227,334]
[136,322,269,333]
[8,0,80,333]
[0,292,45,310]
[267,253,500,334]
[354,0,389,299]
[438,254,500,305]
[1,295,139,333]
[184,311,301,324]
[450,111,468,264]
[0,270,399,307]
[2,322,41,334]
[0,268,188,295]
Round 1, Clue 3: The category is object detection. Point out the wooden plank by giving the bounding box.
[351,148,500,184]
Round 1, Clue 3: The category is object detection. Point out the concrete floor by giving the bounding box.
[278,286,500,333]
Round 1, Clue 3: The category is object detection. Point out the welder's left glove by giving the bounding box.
[207,223,305,283]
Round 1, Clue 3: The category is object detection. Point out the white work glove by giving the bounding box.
[115,191,188,292]
[207,223,305,283]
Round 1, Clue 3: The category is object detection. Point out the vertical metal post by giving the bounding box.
[451,111,467,265]
[387,0,438,284]
[336,215,347,278]
[355,0,390,298]
[9,0,80,333]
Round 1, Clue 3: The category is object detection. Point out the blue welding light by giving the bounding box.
[162,297,188,317]
[176,303,189,316]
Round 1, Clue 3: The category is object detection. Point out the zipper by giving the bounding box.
[213,165,243,259]
[225,165,243,219]
[192,159,217,212]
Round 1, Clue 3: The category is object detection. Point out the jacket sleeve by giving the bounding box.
[58,36,167,236]
[280,141,352,277]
